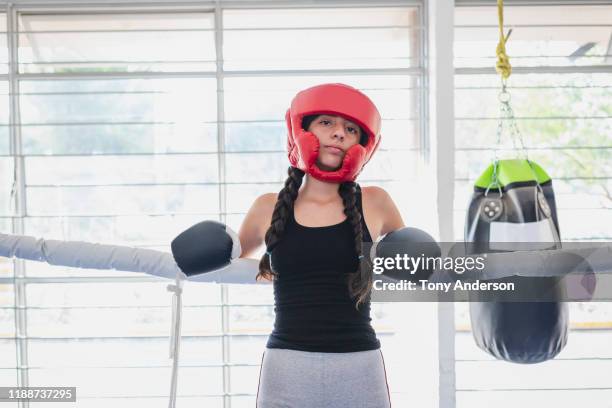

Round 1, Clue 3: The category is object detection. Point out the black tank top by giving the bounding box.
[266,185,381,353]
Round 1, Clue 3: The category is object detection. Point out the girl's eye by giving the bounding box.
[347,127,358,134]
[320,119,331,125]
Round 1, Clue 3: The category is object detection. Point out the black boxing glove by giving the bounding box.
[371,227,441,282]
[171,220,241,277]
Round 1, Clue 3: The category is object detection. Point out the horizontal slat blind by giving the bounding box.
[1,3,425,407]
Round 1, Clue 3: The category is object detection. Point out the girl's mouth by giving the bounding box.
[324,146,344,155]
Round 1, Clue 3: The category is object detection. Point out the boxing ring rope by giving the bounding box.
[0,232,265,408]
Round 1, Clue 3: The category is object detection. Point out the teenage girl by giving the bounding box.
[238,83,404,407]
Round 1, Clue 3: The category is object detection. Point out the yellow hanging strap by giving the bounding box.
[495,0,512,80]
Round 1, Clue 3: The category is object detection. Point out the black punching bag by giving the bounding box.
[465,159,569,364]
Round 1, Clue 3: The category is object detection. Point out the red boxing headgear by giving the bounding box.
[286,83,381,183]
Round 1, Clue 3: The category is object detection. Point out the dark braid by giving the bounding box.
[338,182,373,310]
[257,166,305,281]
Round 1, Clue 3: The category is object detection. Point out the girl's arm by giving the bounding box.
[371,187,405,236]
[238,193,276,259]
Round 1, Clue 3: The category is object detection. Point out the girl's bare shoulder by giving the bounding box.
[254,192,279,226]
[237,193,278,258]
[361,186,405,235]
[258,192,279,211]
[361,185,387,209]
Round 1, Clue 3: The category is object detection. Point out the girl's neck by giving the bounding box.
[299,174,341,203]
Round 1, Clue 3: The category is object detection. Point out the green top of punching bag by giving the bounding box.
[474,159,551,189]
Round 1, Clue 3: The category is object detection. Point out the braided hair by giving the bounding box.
[256,165,305,282]
[256,115,373,309]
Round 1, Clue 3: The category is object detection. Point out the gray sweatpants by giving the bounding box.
[256,348,391,408]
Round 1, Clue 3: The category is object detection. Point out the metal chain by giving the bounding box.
[499,80,529,162]
[494,78,546,198]
[486,78,510,197]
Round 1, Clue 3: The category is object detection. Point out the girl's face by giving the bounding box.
[306,114,363,172]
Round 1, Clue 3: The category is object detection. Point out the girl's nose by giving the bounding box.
[332,124,346,140]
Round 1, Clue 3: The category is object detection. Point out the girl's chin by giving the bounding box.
[315,159,342,172]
